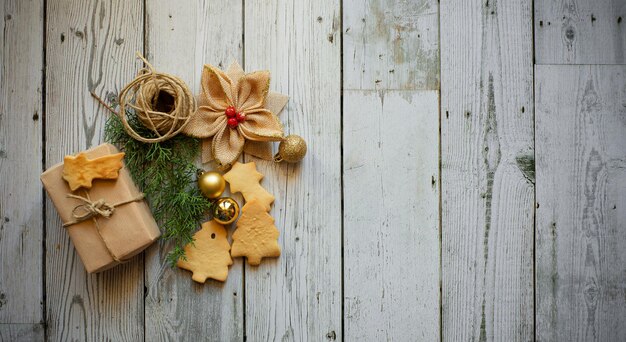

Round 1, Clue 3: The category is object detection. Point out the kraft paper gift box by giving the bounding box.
[41,143,160,273]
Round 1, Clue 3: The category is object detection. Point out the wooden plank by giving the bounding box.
[535,65,626,341]
[535,0,626,64]
[45,1,144,340]
[0,0,44,324]
[440,0,535,340]
[0,324,44,342]
[243,0,342,340]
[343,90,440,340]
[143,1,244,341]
[343,0,439,90]
[342,0,440,338]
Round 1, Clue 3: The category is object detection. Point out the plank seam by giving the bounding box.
[530,0,537,341]
[339,0,345,340]
[142,0,147,341]
[534,63,626,66]
[41,0,48,338]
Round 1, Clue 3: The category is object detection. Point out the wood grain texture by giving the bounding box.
[535,65,626,342]
[143,1,244,340]
[535,0,626,64]
[243,0,342,340]
[343,0,439,90]
[0,0,44,324]
[45,1,144,340]
[343,90,440,340]
[0,324,44,342]
[440,0,535,340]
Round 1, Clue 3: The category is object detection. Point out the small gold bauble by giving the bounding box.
[212,197,240,225]
[197,171,226,199]
[274,134,307,163]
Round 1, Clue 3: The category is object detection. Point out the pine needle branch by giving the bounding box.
[101,94,211,267]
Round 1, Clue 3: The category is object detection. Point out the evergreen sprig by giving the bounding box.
[103,96,211,266]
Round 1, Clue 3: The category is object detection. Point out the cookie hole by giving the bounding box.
[211,233,216,239]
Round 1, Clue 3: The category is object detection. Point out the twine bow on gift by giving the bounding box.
[63,192,145,262]
[63,193,145,226]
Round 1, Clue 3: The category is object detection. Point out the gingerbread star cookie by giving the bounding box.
[62,152,125,191]
[231,200,281,265]
[177,220,233,283]
[223,162,274,211]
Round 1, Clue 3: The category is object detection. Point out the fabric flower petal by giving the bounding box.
[235,71,270,112]
[182,107,226,138]
[212,125,245,167]
[201,65,235,111]
[201,138,213,164]
[265,92,289,116]
[238,108,284,141]
[226,62,245,84]
[243,140,274,160]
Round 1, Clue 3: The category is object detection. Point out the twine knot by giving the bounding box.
[63,193,144,227]
[72,197,115,220]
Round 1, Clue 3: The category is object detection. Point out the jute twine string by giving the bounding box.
[63,192,145,262]
[118,52,196,143]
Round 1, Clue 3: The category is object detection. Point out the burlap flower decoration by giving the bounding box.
[182,62,288,167]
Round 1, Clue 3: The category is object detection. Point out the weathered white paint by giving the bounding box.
[143,1,244,340]
[535,0,626,64]
[342,1,440,339]
[343,0,439,90]
[440,0,535,340]
[45,1,145,340]
[3,0,626,340]
[0,0,44,325]
[0,324,44,341]
[535,65,626,342]
[243,0,343,340]
[343,90,440,341]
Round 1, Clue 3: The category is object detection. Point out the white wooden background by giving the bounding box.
[1,0,625,341]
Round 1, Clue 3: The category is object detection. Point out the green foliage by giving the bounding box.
[103,98,211,266]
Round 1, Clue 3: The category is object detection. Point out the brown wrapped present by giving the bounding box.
[41,143,160,273]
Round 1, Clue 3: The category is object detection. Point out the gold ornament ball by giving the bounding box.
[197,171,226,199]
[212,197,240,225]
[274,134,307,163]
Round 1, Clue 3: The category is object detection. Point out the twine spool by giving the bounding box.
[118,52,196,143]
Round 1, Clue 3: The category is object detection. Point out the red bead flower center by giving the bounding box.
[225,106,245,128]
[225,106,236,118]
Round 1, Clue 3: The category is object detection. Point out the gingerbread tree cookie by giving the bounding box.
[231,200,281,265]
[63,152,125,191]
[177,220,233,282]
[223,161,274,211]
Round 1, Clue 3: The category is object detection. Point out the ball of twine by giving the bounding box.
[118,52,196,143]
